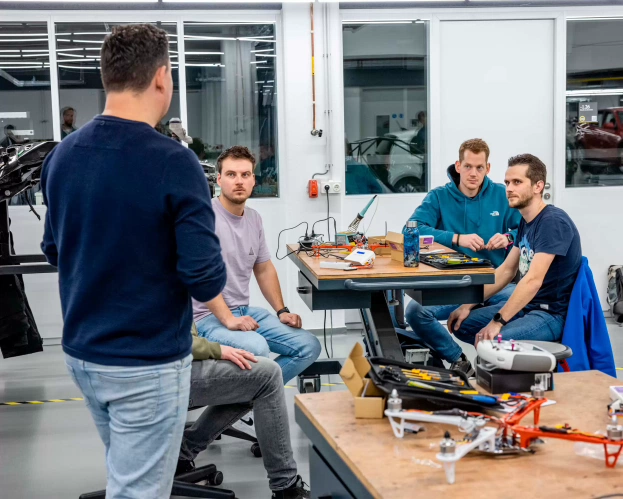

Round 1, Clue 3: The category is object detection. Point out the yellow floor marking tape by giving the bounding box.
[0,397,84,407]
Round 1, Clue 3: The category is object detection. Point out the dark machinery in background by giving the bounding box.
[0,141,58,360]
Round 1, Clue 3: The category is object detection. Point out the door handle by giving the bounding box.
[545,183,551,189]
[544,193,551,200]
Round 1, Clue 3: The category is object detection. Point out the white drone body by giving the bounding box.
[477,339,556,372]
[345,249,376,267]
[385,409,524,484]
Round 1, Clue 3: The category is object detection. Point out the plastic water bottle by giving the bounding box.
[403,221,420,268]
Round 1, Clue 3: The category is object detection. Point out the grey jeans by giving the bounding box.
[179,357,298,491]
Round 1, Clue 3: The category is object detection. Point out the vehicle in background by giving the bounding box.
[350,128,427,193]
[575,107,623,175]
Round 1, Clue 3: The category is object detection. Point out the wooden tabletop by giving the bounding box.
[295,371,622,498]
[287,243,495,281]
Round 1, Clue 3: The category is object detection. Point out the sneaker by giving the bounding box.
[230,416,256,438]
[175,458,196,476]
[272,475,311,499]
[450,355,475,378]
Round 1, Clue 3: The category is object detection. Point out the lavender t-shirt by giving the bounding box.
[192,197,271,323]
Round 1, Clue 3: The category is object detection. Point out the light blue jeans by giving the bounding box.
[403,285,517,363]
[196,306,321,384]
[65,353,192,499]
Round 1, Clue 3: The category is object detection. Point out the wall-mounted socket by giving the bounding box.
[319,180,342,194]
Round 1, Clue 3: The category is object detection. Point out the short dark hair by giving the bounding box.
[216,146,257,174]
[459,138,490,162]
[508,153,547,187]
[100,24,170,93]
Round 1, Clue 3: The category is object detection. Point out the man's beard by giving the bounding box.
[509,193,533,209]
[222,189,250,205]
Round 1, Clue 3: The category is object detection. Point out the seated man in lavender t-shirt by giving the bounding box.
[193,146,321,384]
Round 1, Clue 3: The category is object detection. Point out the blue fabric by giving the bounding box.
[562,257,616,377]
[407,165,521,267]
[196,306,321,384]
[401,284,516,363]
[515,205,582,317]
[65,353,192,499]
[41,115,226,366]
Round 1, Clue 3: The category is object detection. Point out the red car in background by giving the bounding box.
[576,107,623,174]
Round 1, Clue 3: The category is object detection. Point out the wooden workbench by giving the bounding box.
[295,371,622,499]
[287,243,495,281]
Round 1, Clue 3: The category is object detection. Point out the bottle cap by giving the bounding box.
[406,221,418,228]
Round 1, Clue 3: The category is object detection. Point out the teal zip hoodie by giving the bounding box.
[407,165,521,268]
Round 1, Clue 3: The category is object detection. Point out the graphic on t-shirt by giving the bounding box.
[519,235,535,277]
[249,247,255,256]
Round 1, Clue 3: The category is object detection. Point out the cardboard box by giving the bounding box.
[340,343,386,419]
[367,235,391,256]
[385,231,404,263]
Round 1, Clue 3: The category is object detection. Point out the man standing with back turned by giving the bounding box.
[41,25,227,498]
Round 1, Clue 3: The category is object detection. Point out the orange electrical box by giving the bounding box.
[308,179,319,198]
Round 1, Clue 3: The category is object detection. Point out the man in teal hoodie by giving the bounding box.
[402,138,521,375]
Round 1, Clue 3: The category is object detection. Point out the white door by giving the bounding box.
[438,19,555,202]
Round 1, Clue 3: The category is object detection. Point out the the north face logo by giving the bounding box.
[249,248,255,256]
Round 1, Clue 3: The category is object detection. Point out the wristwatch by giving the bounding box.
[493,313,508,327]
[505,233,514,246]
[277,307,290,317]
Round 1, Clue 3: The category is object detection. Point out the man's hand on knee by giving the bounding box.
[448,305,473,333]
[221,345,258,370]
[225,316,260,332]
[279,312,302,329]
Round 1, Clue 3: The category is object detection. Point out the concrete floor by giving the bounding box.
[0,326,621,499]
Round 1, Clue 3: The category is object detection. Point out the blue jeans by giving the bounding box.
[196,306,321,384]
[403,284,517,363]
[65,353,192,499]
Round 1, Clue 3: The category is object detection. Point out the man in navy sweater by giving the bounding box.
[41,25,228,498]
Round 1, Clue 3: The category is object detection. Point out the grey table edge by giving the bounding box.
[295,402,375,499]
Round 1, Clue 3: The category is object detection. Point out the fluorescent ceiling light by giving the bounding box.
[263,85,274,88]
[250,36,273,39]
[238,38,276,43]
[343,21,422,24]
[0,38,48,42]
[57,52,87,58]
[56,32,109,36]
[0,112,29,119]
[185,63,224,67]
[21,53,50,58]
[57,39,103,44]
[250,61,267,65]
[251,49,274,53]
[185,51,224,55]
[184,35,236,41]
[57,58,97,63]
[256,54,276,58]
[0,65,47,69]
[56,47,99,52]
[166,0,287,3]
[255,81,265,84]
[0,50,19,53]
[566,89,623,97]
[58,64,99,69]
[0,33,47,37]
[267,80,274,82]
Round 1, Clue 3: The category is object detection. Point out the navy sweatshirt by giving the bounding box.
[41,115,226,366]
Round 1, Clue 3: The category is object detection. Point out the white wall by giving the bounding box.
[439,19,555,187]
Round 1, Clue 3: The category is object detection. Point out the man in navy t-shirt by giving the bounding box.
[447,153,582,349]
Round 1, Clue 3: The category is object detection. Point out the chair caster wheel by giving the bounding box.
[207,471,223,486]
[251,442,262,458]
[297,374,321,393]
